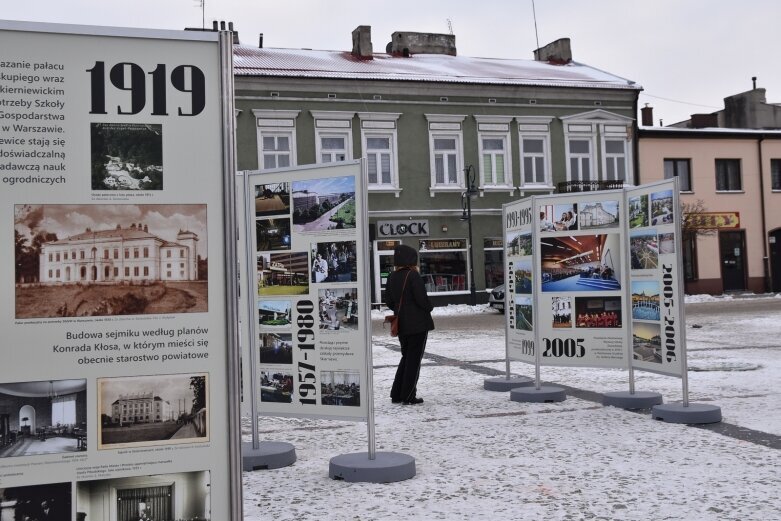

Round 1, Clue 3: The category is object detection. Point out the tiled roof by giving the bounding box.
[52,228,159,244]
[234,46,641,90]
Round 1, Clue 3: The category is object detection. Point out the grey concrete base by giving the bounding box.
[603,390,663,410]
[242,441,296,471]
[651,403,722,424]
[510,386,566,403]
[329,451,416,483]
[484,376,535,392]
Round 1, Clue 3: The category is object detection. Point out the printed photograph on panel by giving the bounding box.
[257,252,310,296]
[260,370,293,403]
[630,230,659,270]
[507,231,532,256]
[513,259,532,294]
[0,379,87,458]
[553,203,579,231]
[259,333,293,364]
[91,123,163,190]
[320,370,360,407]
[633,322,662,363]
[575,296,623,328]
[77,470,211,521]
[311,241,357,283]
[651,189,674,225]
[258,300,292,329]
[539,204,556,232]
[292,176,356,231]
[256,217,292,251]
[632,280,661,321]
[318,287,359,331]
[578,200,620,230]
[14,204,207,318]
[255,182,291,217]
[659,232,675,254]
[551,296,572,328]
[0,481,71,520]
[97,373,208,450]
[514,295,533,331]
[629,195,649,229]
[541,234,621,292]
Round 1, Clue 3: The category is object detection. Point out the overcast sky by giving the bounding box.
[4,0,780,125]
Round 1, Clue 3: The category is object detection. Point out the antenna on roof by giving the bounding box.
[193,0,205,29]
[447,18,454,35]
[531,0,540,51]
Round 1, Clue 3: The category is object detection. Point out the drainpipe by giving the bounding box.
[632,94,640,185]
[758,135,770,292]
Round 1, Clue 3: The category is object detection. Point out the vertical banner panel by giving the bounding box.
[0,22,238,520]
[626,179,684,377]
[503,199,536,364]
[246,161,369,421]
[533,191,629,369]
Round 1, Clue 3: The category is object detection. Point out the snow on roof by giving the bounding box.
[52,227,159,244]
[234,46,641,90]
[640,127,781,135]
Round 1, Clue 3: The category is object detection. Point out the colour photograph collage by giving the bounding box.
[254,176,361,409]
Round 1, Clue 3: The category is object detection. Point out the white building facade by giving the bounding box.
[111,392,173,424]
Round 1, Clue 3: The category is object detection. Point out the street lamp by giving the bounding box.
[460,165,478,306]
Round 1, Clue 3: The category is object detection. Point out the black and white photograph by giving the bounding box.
[629,194,649,229]
[260,371,293,403]
[578,200,620,230]
[257,252,310,296]
[551,296,572,328]
[633,322,662,363]
[91,122,163,190]
[541,234,622,292]
[650,189,674,225]
[14,204,208,319]
[256,217,291,251]
[514,296,533,331]
[292,176,356,231]
[318,288,359,331]
[630,230,659,270]
[575,296,623,328]
[97,373,208,450]
[310,241,357,283]
[0,379,87,458]
[320,371,360,407]
[258,299,292,328]
[255,182,291,217]
[0,481,71,521]
[259,333,293,364]
[77,470,211,521]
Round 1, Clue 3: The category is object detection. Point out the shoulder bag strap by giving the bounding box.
[397,270,412,311]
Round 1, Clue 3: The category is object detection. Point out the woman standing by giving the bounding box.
[385,244,434,405]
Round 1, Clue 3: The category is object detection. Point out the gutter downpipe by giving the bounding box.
[758,135,770,292]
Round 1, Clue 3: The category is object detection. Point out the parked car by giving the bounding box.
[488,284,505,313]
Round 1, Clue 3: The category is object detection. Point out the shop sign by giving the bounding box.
[420,239,466,250]
[377,220,429,237]
[376,240,400,251]
[484,238,503,249]
[688,212,740,229]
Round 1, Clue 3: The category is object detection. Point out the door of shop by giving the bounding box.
[719,230,747,292]
[770,229,781,292]
[373,240,400,305]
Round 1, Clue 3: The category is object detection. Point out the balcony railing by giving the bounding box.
[557,180,625,193]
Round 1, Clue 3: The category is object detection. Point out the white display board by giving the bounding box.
[626,179,685,377]
[0,21,240,520]
[245,161,370,421]
[533,190,630,369]
[503,198,536,364]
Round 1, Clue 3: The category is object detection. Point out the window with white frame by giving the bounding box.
[312,111,354,165]
[358,112,401,191]
[561,110,634,185]
[516,117,553,188]
[426,114,466,193]
[253,110,300,171]
[475,116,513,190]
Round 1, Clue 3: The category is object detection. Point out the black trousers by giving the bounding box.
[390,331,428,402]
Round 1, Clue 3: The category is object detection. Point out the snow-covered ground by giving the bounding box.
[243,294,781,520]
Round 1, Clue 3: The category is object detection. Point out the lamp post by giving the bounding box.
[460,165,478,306]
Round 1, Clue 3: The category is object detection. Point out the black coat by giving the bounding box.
[385,268,435,335]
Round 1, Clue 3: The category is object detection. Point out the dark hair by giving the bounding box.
[393,244,418,266]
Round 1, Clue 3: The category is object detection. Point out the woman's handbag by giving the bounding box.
[384,270,411,337]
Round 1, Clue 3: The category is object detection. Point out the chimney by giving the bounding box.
[352,26,373,59]
[690,113,719,128]
[130,223,136,230]
[752,76,757,90]
[386,31,456,56]
[259,33,264,49]
[533,38,572,64]
[144,224,148,232]
[641,104,654,126]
